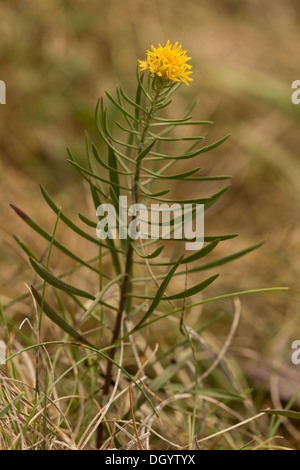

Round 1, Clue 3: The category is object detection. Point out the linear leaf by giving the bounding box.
[79,273,124,323]
[67,146,95,186]
[119,86,147,115]
[147,135,230,160]
[130,274,219,301]
[165,385,245,401]
[78,213,97,228]
[31,286,95,347]
[10,204,101,274]
[204,185,231,211]
[40,185,124,255]
[150,120,212,127]
[145,184,230,205]
[138,182,170,198]
[140,166,201,180]
[13,234,39,261]
[130,256,184,333]
[188,241,265,273]
[89,181,122,275]
[105,91,138,123]
[138,240,220,267]
[153,115,193,123]
[261,409,300,420]
[136,66,151,102]
[136,139,157,163]
[181,239,220,263]
[91,144,134,176]
[108,147,120,200]
[95,100,137,166]
[148,133,205,142]
[0,393,25,419]
[131,243,164,259]
[204,233,238,241]
[130,287,289,334]
[163,274,219,300]
[67,160,131,192]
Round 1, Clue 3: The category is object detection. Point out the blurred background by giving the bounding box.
[1,0,300,442]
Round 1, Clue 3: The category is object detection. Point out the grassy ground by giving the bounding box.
[1,0,300,450]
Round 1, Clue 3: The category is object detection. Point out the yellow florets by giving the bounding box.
[139,41,193,86]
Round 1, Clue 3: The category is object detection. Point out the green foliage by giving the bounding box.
[3,63,288,450]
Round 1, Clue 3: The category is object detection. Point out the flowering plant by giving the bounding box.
[139,40,193,86]
[4,41,284,450]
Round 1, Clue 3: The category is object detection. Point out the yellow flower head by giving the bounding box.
[139,41,193,86]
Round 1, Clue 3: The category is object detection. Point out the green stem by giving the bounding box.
[99,86,162,445]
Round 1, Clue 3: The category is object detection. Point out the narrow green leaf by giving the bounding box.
[0,393,25,419]
[140,166,202,180]
[204,233,238,242]
[181,239,220,264]
[136,139,157,163]
[67,160,131,192]
[138,182,170,198]
[139,240,220,267]
[91,144,134,176]
[13,234,39,261]
[119,86,147,115]
[188,241,265,274]
[163,274,219,300]
[150,120,212,127]
[131,243,164,259]
[105,91,138,123]
[144,184,230,205]
[148,134,205,142]
[136,66,151,102]
[95,100,137,167]
[79,273,124,323]
[40,185,124,255]
[89,181,122,275]
[165,385,245,401]
[31,286,95,347]
[67,146,96,186]
[29,257,95,300]
[100,106,140,153]
[261,409,300,420]
[153,115,194,123]
[10,204,100,274]
[85,134,106,196]
[130,256,184,333]
[134,74,144,127]
[108,147,120,200]
[147,135,230,161]
[115,121,140,136]
[150,349,192,392]
[181,175,232,182]
[132,274,219,301]
[130,287,289,334]
[78,213,97,228]
[204,184,231,211]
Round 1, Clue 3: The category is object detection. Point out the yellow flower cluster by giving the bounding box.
[139,41,193,86]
